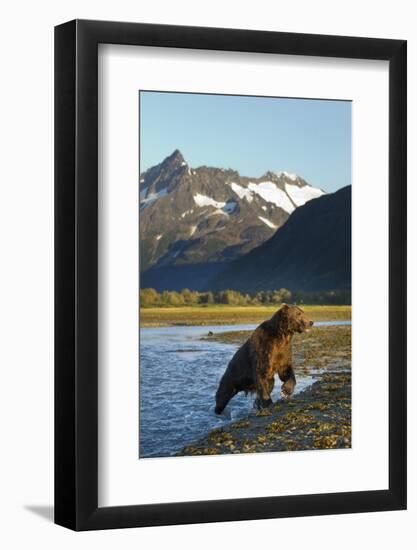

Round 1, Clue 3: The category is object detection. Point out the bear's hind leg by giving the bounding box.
[215,375,237,415]
[254,377,274,409]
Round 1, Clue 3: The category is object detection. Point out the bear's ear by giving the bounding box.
[281,303,290,311]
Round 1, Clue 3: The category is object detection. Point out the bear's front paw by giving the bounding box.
[280,388,292,400]
[254,397,273,410]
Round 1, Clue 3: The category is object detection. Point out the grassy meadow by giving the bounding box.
[140,304,351,328]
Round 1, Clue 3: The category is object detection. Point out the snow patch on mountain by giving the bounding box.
[140,188,169,210]
[258,216,277,229]
[198,198,237,217]
[248,181,295,214]
[230,180,298,213]
[194,193,226,209]
[181,209,194,218]
[230,182,253,203]
[285,183,325,207]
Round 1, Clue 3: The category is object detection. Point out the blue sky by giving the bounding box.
[140,91,351,193]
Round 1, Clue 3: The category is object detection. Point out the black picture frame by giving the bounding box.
[55,19,407,531]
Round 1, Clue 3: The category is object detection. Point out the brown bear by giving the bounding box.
[214,304,313,414]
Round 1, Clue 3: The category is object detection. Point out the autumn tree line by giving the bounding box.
[140,287,351,307]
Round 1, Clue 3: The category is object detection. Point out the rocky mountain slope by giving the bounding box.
[140,150,325,290]
[208,185,351,293]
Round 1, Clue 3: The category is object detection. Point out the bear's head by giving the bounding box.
[269,304,313,335]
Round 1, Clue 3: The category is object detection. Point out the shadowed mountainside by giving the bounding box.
[207,186,351,293]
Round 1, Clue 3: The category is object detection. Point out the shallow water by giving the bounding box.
[139,321,351,458]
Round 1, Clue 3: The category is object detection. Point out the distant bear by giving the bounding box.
[214,304,313,414]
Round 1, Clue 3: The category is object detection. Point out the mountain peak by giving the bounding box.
[261,170,278,180]
[164,149,186,166]
[139,152,327,279]
[260,170,300,184]
[275,171,299,182]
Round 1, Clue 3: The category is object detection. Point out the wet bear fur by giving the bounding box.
[214,304,313,414]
